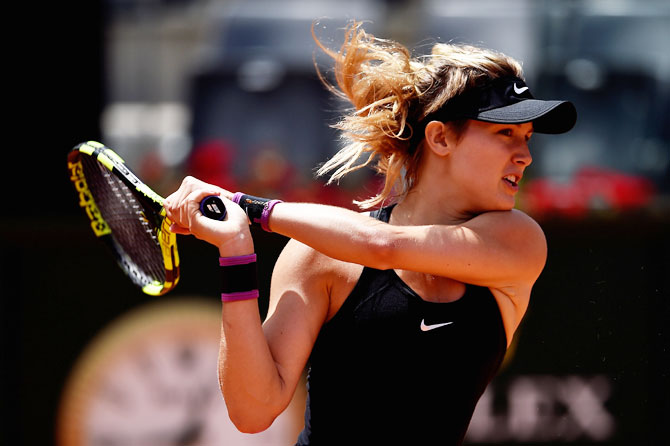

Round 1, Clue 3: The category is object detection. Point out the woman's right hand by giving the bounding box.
[164,176,254,256]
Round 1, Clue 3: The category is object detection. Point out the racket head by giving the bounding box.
[67,141,180,296]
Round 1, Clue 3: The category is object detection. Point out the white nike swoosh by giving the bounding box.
[420,319,454,332]
[513,83,529,95]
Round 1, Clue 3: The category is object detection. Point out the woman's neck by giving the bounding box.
[390,188,474,227]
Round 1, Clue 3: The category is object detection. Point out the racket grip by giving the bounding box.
[200,195,227,220]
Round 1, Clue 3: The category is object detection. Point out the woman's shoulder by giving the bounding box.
[468,209,546,242]
[466,209,547,280]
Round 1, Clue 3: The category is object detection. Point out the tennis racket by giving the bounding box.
[67,141,227,296]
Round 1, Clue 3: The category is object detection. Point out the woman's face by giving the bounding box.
[447,120,534,213]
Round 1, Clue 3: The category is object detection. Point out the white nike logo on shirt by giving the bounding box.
[513,83,529,94]
[420,319,454,332]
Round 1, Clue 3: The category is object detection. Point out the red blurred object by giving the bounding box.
[187,140,239,191]
[522,166,656,218]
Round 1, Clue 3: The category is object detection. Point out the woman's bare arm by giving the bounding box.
[268,203,547,290]
[218,240,330,433]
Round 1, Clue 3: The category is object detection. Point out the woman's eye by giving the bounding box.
[498,129,513,136]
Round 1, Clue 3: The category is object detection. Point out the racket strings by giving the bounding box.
[81,156,166,287]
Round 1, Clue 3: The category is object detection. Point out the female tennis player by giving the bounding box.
[164,22,576,445]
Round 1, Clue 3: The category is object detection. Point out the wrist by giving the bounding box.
[218,230,254,257]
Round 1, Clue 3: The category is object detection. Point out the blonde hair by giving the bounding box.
[313,21,525,209]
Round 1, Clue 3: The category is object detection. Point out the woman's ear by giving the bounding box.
[424,121,451,156]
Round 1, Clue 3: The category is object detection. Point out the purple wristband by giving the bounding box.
[221,290,259,302]
[260,200,282,232]
[219,253,257,266]
[231,192,244,205]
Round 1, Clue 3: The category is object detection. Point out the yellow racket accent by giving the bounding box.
[144,211,181,296]
[77,142,97,155]
[67,158,111,237]
[103,148,125,164]
[96,152,116,171]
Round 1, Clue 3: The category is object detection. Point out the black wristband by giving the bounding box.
[219,254,259,302]
[232,193,269,226]
[231,192,282,231]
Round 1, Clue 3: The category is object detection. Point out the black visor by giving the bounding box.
[426,76,577,134]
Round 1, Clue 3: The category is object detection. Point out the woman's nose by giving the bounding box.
[514,143,533,167]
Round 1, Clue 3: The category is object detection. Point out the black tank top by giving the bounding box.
[296,205,507,445]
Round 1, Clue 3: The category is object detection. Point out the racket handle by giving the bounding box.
[200,195,227,220]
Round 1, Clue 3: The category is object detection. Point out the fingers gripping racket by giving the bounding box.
[67,141,226,296]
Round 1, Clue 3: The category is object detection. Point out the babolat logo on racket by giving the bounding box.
[68,160,112,237]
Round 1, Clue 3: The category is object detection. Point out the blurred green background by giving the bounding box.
[3,0,668,445]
